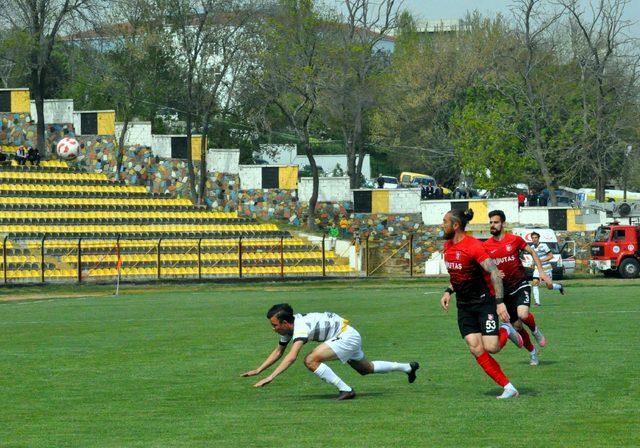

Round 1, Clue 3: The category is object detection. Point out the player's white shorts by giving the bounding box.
[325,326,365,363]
[533,268,552,281]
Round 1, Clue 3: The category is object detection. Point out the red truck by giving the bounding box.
[589,223,640,278]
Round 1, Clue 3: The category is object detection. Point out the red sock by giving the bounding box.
[475,352,509,387]
[499,326,508,348]
[518,329,535,352]
[521,313,537,331]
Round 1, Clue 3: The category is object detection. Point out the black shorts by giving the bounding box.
[457,298,499,338]
[505,284,532,323]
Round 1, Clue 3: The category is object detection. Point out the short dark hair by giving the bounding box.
[531,231,540,238]
[488,210,506,223]
[267,303,294,323]
[449,208,474,230]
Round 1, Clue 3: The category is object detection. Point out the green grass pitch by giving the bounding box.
[0,279,638,447]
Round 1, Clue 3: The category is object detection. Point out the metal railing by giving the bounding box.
[364,234,417,277]
[0,234,356,284]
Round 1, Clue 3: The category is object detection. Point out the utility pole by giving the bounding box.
[624,145,632,201]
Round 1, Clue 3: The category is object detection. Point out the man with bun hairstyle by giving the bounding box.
[440,208,520,399]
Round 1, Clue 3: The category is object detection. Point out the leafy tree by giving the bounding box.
[106,0,172,179]
[321,0,400,188]
[0,29,30,88]
[450,93,533,192]
[247,0,327,229]
[557,0,640,201]
[0,0,99,155]
[370,12,510,188]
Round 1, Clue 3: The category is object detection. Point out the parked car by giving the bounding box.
[362,178,376,189]
[376,176,398,189]
[512,227,576,279]
[400,171,436,188]
[555,195,575,207]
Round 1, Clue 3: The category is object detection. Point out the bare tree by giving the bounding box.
[499,0,564,204]
[0,0,97,156]
[108,0,160,179]
[324,0,401,188]
[250,0,326,229]
[191,2,253,204]
[559,0,639,201]
[160,0,216,200]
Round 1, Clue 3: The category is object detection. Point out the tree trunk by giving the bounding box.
[346,138,357,188]
[355,128,366,189]
[531,122,557,206]
[32,69,47,156]
[302,128,318,230]
[351,100,364,188]
[198,117,210,206]
[185,113,197,202]
[116,118,130,182]
[595,177,603,202]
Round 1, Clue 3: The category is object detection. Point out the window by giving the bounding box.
[612,229,626,241]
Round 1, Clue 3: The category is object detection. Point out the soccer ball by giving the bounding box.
[56,137,80,160]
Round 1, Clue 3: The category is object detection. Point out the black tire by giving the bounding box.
[603,269,618,278]
[618,258,640,279]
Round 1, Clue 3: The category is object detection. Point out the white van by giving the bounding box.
[511,227,575,279]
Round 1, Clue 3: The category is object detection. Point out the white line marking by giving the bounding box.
[423,291,440,295]
[566,310,640,315]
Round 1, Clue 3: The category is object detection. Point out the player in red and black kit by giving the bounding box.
[483,210,551,366]
[439,209,520,399]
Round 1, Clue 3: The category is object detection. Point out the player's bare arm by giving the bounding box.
[523,245,553,285]
[480,258,509,322]
[241,344,286,377]
[440,284,454,312]
[253,340,305,388]
[540,251,554,263]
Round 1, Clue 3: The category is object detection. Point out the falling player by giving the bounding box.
[241,303,420,400]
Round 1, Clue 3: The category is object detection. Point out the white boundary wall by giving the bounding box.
[206,148,240,174]
[299,177,351,202]
[389,189,422,213]
[29,99,74,124]
[151,135,173,158]
[238,165,263,189]
[257,143,371,179]
[421,200,454,225]
[115,122,153,147]
[518,207,551,226]
[421,198,520,225]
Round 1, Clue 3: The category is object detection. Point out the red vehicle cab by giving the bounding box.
[589,223,640,278]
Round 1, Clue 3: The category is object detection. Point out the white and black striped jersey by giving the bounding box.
[279,312,348,345]
[531,243,552,270]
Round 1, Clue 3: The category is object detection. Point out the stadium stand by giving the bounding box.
[0,161,352,283]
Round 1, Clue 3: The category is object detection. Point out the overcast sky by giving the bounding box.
[401,0,640,35]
